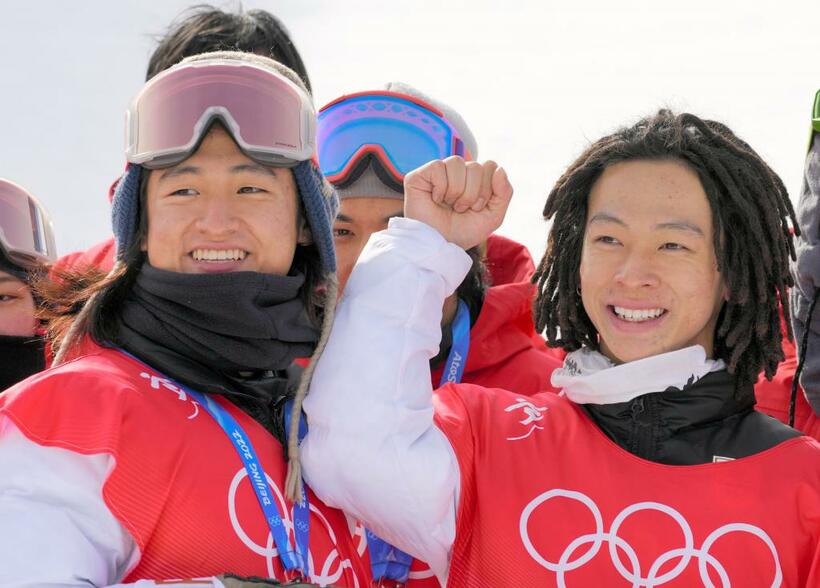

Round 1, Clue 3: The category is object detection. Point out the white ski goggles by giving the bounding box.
[125,58,316,169]
[0,179,57,268]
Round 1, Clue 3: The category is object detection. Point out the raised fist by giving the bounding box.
[403,157,513,250]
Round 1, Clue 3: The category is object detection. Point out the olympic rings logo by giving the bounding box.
[519,489,782,587]
[228,468,362,587]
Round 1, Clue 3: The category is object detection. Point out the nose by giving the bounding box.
[613,249,660,290]
[194,194,240,237]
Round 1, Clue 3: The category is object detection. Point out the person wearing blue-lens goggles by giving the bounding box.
[316,83,565,588]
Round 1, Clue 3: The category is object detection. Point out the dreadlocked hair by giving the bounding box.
[532,109,798,398]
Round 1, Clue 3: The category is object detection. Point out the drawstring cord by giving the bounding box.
[789,287,820,426]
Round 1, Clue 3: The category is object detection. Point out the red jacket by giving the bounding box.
[407,234,564,587]
[53,176,119,275]
[755,313,820,439]
[53,237,116,274]
[0,342,369,584]
[435,384,820,587]
[430,233,564,394]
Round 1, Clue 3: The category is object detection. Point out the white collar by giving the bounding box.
[551,345,726,405]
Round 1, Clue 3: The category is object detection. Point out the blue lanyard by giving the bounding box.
[368,300,471,585]
[367,528,415,585]
[119,350,311,580]
[438,299,471,387]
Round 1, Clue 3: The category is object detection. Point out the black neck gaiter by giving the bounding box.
[0,335,46,391]
[118,264,318,373]
[114,265,318,441]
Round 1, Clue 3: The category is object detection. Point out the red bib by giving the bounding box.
[1,344,369,586]
[433,385,820,587]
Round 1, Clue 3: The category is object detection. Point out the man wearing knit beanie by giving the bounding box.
[318,83,563,587]
[55,4,315,276]
[0,53,366,586]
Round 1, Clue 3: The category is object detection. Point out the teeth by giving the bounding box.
[192,249,247,262]
[613,306,665,322]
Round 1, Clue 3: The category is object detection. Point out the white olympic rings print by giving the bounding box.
[228,468,362,587]
[519,489,782,587]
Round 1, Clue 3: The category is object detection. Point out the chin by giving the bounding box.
[602,343,662,364]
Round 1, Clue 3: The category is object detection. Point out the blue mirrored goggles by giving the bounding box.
[317,91,470,185]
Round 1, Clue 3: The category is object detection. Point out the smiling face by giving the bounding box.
[143,125,308,275]
[579,159,727,364]
[0,270,37,336]
[333,197,404,292]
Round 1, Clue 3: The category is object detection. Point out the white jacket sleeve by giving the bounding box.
[0,415,227,588]
[301,218,472,580]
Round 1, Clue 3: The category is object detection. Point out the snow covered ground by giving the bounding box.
[0,0,816,260]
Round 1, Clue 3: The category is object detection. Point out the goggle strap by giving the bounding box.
[370,159,404,194]
[332,154,404,194]
[331,154,375,189]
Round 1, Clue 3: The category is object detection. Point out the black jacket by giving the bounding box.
[584,370,802,465]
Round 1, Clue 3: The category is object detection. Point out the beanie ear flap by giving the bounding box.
[292,160,338,273]
[110,165,144,261]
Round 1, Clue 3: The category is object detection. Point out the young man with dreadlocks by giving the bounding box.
[300,110,820,586]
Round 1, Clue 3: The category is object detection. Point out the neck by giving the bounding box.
[441,293,459,328]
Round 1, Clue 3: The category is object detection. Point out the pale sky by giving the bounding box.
[0,0,817,261]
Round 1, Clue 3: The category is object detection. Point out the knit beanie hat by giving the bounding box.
[334,82,478,200]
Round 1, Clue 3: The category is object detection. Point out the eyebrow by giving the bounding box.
[655,221,704,236]
[588,212,627,227]
[0,276,25,286]
[229,163,278,178]
[335,212,404,224]
[158,162,278,181]
[588,212,704,236]
[159,165,201,181]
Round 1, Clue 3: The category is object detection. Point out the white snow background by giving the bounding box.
[0,0,816,261]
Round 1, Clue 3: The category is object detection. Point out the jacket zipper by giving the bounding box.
[629,396,654,459]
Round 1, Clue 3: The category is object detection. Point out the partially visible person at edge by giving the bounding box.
[316,83,564,587]
[756,89,820,440]
[301,110,820,586]
[0,179,57,390]
[0,52,367,587]
[55,3,313,276]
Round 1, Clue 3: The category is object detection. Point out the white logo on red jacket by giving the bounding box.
[519,488,782,587]
[505,398,548,441]
[228,467,362,587]
[139,371,200,419]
